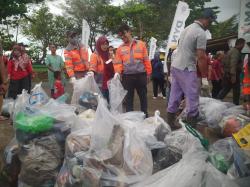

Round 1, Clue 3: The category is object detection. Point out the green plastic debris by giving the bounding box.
[209,153,231,173]
[15,112,54,133]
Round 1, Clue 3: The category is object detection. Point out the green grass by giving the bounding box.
[32,64,47,72]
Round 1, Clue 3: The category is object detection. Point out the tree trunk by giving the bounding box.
[38,45,47,64]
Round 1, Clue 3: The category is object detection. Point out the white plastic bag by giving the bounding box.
[90,97,120,153]
[199,97,228,128]
[123,129,153,180]
[1,98,15,117]
[108,77,127,113]
[71,75,101,105]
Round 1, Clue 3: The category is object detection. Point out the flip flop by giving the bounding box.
[0,116,8,121]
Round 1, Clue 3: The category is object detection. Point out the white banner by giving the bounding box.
[238,0,250,53]
[149,37,157,60]
[81,19,90,49]
[164,1,190,72]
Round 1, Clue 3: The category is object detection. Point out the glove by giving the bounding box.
[70,77,76,84]
[202,78,209,86]
[114,73,120,80]
[87,71,94,77]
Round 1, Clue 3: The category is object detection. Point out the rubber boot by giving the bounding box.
[166,112,182,130]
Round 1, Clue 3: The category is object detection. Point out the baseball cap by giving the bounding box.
[201,8,218,23]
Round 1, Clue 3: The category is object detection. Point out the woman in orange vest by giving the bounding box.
[89,36,114,101]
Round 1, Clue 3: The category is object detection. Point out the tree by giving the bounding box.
[21,5,74,63]
[63,0,114,51]
[0,0,46,51]
[210,15,238,39]
[0,0,45,21]
[141,0,217,44]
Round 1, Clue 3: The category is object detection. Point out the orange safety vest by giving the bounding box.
[243,57,250,95]
[113,40,152,75]
[89,52,104,73]
[64,46,89,77]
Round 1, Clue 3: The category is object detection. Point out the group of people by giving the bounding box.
[61,24,152,116]
[0,23,152,121]
[1,7,250,130]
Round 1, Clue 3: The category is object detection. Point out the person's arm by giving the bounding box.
[196,30,208,77]
[113,47,123,74]
[142,42,152,76]
[89,53,98,73]
[64,50,75,78]
[45,56,55,73]
[197,49,207,77]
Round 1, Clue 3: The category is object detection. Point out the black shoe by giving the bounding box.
[166,112,182,130]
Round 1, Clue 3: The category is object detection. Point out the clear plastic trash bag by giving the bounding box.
[209,138,234,173]
[108,77,127,113]
[1,98,14,117]
[71,75,101,105]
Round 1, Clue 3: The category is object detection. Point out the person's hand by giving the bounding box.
[87,71,94,77]
[0,84,7,94]
[231,76,236,84]
[70,77,76,84]
[114,72,120,80]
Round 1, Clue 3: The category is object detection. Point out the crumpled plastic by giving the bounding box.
[199,97,246,128]
[15,112,54,133]
[18,134,64,187]
[108,77,127,114]
[56,98,153,186]
[71,75,101,106]
[133,130,239,187]
[1,98,15,117]
[209,138,234,173]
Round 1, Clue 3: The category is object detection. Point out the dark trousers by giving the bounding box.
[152,78,166,97]
[122,73,148,117]
[8,76,30,99]
[211,80,222,98]
[217,72,241,105]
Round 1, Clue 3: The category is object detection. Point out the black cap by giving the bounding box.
[201,8,218,23]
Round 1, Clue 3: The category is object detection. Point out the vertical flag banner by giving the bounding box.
[81,19,90,49]
[238,0,250,53]
[164,1,190,72]
[149,37,157,60]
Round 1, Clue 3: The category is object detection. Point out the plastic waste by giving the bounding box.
[209,138,234,173]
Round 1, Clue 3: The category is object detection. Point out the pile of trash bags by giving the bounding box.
[2,76,250,187]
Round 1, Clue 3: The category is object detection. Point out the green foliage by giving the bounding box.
[21,5,74,63]
[0,0,44,21]
[210,15,238,39]
[64,0,113,51]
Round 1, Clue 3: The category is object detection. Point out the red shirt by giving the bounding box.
[103,59,114,90]
[53,80,64,99]
[7,59,32,80]
[208,59,223,81]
